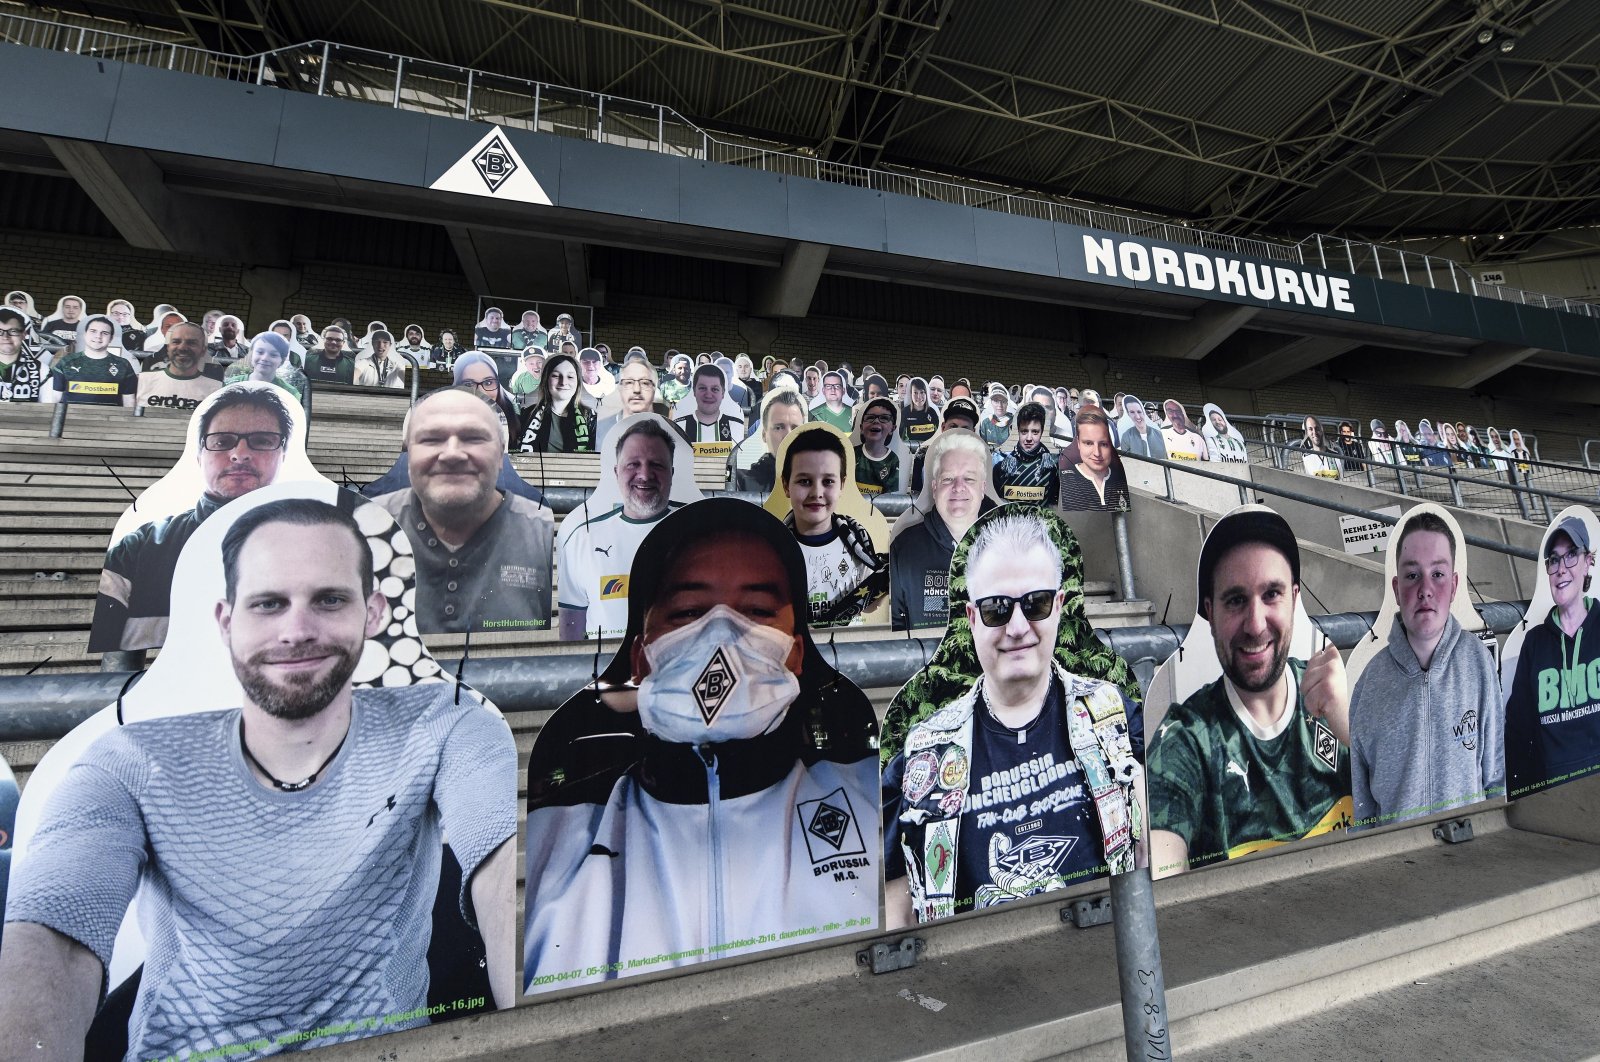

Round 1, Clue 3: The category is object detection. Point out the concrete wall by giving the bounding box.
[1251,464,1533,605]
[1059,508,1119,592]
[1126,488,1385,623]
[1507,771,1600,845]
[1127,457,1254,516]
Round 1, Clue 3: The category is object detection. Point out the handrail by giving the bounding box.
[1122,448,1541,561]
[1586,439,1599,470]
[1244,433,1567,524]
[1239,412,1568,476]
[1,8,1595,319]
[1233,423,1590,523]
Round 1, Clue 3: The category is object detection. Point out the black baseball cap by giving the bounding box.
[1198,506,1301,607]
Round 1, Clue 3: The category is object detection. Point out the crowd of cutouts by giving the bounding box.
[0,294,1536,481]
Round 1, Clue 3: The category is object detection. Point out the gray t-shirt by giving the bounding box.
[7,684,516,1060]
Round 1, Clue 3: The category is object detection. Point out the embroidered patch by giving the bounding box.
[939,745,969,790]
[926,822,956,893]
[904,751,939,804]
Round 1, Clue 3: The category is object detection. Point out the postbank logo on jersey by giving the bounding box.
[797,786,869,876]
[694,646,738,724]
[600,575,629,600]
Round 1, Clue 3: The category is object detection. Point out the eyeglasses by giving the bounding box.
[1546,550,1588,574]
[973,588,1059,627]
[862,413,894,424]
[621,379,656,391]
[464,377,499,391]
[0,329,24,338]
[202,431,284,452]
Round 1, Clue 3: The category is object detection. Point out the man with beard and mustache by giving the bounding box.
[92,385,295,652]
[1147,507,1352,874]
[135,321,221,412]
[375,388,554,634]
[0,497,518,1061]
[558,416,682,640]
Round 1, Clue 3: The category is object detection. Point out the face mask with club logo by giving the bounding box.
[637,604,801,745]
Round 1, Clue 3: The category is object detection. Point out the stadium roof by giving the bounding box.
[25,0,1600,262]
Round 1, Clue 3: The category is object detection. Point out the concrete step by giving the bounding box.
[297,809,1587,1055]
[298,809,1597,1062]
[1186,921,1600,1062]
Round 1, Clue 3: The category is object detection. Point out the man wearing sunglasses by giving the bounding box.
[90,385,293,652]
[887,510,1145,926]
[1505,513,1600,795]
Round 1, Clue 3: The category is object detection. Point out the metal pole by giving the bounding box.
[1113,511,1137,602]
[1509,466,1530,521]
[1162,464,1173,502]
[316,41,329,95]
[1111,868,1172,1062]
[464,69,474,119]
[48,401,67,438]
[1448,469,1464,507]
[392,56,404,107]
[532,82,541,130]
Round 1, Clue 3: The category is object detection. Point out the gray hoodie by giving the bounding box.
[1349,613,1504,831]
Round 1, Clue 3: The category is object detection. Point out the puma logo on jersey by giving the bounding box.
[1225,759,1250,792]
[594,545,613,556]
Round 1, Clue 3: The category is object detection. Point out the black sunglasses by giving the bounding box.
[973,588,1059,627]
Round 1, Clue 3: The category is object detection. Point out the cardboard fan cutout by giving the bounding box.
[889,428,1001,632]
[556,412,704,641]
[1053,404,1131,512]
[12,481,518,1059]
[1341,504,1503,832]
[364,388,555,636]
[88,381,323,654]
[523,499,881,996]
[763,422,891,628]
[1500,506,1600,800]
[848,395,911,497]
[1201,403,1248,463]
[1143,504,1353,878]
[0,751,15,951]
[880,504,1146,927]
[670,362,746,457]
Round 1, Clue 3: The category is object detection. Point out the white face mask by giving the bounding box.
[637,604,801,745]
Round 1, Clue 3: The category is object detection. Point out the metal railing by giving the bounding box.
[3,9,1596,318]
[1124,447,1544,559]
[1234,414,1600,520]
[1586,439,1599,470]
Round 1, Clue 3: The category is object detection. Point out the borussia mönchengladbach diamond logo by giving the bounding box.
[473,134,519,193]
[693,646,739,725]
[807,801,850,851]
